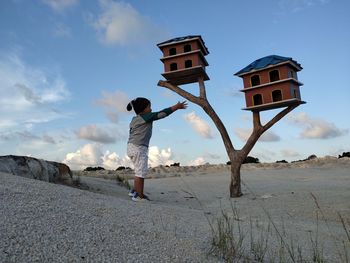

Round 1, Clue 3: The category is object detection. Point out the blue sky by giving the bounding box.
[0,0,349,169]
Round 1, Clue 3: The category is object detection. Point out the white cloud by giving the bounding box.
[42,0,79,12]
[234,128,280,142]
[102,150,132,170]
[188,157,207,166]
[281,149,301,158]
[0,52,70,132]
[76,124,124,144]
[148,146,174,167]
[63,143,173,170]
[95,90,130,123]
[184,112,214,139]
[63,143,104,170]
[287,112,348,139]
[91,0,164,46]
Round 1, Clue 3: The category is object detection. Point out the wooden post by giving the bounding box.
[198,77,206,99]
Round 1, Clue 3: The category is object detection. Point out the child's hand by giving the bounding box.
[175,101,188,110]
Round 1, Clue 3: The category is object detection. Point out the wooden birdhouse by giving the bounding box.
[235,55,306,111]
[157,35,210,85]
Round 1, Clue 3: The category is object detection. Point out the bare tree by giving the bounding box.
[158,77,299,197]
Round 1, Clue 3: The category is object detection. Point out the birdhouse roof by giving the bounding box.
[157,35,209,55]
[235,55,302,76]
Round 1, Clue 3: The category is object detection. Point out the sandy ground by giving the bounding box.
[1,157,349,262]
[74,157,350,261]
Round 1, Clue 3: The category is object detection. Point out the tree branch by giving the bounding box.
[241,104,299,157]
[158,79,236,155]
[158,80,202,105]
[262,104,298,133]
[253,111,262,130]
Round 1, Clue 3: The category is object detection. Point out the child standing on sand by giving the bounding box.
[126,97,187,202]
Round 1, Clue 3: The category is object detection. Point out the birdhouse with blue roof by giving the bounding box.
[235,55,305,111]
[157,35,210,85]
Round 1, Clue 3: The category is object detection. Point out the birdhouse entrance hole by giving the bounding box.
[169,48,176,56]
[170,63,177,71]
[272,90,282,102]
[185,60,192,68]
[184,44,191,52]
[253,94,263,105]
[269,70,280,82]
[251,75,261,86]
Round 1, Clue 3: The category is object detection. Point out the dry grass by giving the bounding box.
[207,193,350,263]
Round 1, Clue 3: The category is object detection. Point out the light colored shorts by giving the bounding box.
[127,143,149,178]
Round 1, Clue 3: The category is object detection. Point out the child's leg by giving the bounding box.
[127,143,148,199]
[134,176,144,198]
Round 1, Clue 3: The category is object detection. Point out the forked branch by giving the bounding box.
[241,105,299,155]
[262,104,298,132]
[158,79,300,198]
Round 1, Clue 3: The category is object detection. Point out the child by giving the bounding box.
[126,97,187,201]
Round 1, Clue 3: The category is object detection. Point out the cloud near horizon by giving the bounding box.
[184,112,214,139]
[188,157,207,166]
[91,0,165,46]
[63,144,176,170]
[287,112,348,139]
[63,143,104,169]
[148,146,174,167]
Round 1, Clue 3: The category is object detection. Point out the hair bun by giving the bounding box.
[126,102,132,111]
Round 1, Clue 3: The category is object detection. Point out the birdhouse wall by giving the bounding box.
[163,53,206,72]
[242,65,298,89]
[244,82,301,108]
[191,41,203,52]
[160,40,203,57]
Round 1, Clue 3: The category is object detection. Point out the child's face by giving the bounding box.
[143,103,151,113]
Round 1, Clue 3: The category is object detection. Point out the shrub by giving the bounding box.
[338,152,350,158]
[276,160,288,163]
[243,156,260,164]
[84,166,105,171]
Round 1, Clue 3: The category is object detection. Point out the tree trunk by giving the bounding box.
[230,160,242,197]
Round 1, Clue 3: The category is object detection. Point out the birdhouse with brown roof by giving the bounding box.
[157,35,210,85]
[235,55,305,111]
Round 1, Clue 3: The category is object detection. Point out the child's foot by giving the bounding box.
[131,192,150,202]
[128,189,135,197]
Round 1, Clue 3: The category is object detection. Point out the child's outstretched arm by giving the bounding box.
[171,101,188,112]
[141,101,188,122]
